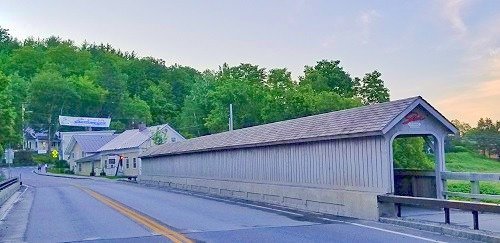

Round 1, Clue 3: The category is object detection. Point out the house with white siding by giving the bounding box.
[65,134,117,174]
[97,124,184,177]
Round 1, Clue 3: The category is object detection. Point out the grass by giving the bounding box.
[47,167,65,174]
[446,151,500,173]
[443,151,500,203]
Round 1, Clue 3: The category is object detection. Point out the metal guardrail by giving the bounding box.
[442,172,500,201]
[0,177,19,191]
[378,194,500,230]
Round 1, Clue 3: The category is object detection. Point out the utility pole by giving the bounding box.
[229,104,233,131]
[21,103,25,150]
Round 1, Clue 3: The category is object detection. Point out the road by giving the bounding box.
[0,167,475,243]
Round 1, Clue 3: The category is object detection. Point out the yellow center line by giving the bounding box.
[73,184,193,243]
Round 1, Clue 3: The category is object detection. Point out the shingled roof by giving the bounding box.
[65,134,117,154]
[141,96,456,158]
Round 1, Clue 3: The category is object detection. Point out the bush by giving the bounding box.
[448,145,470,153]
[13,150,34,164]
[448,181,500,203]
[54,160,69,169]
[33,154,53,165]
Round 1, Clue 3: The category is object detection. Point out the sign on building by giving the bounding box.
[59,116,111,128]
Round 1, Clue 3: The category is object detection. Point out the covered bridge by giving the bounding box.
[140,96,458,220]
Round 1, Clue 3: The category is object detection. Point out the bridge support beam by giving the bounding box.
[434,135,446,199]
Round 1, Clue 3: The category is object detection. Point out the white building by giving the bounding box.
[96,124,184,177]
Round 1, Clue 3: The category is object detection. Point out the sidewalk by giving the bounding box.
[401,206,500,234]
[32,170,117,182]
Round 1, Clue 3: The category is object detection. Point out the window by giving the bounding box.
[133,158,137,168]
[72,153,75,159]
[78,163,82,172]
[126,158,129,168]
[81,151,85,158]
[108,159,116,164]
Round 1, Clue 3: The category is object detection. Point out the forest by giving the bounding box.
[0,26,498,166]
[0,26,388,148]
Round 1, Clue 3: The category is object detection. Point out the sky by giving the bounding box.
[0,0,499,125]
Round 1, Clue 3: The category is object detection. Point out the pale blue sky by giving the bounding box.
[1,0,499,124]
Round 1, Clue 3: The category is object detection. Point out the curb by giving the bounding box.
[32,170,90,180]
[380,217,500,242]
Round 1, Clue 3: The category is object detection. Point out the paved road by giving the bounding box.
[0,167,477,242]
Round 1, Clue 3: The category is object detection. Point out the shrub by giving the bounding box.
[33,154,52,165]
[13,150,34,164]
[448,145,470,153]
[54,160,69,169]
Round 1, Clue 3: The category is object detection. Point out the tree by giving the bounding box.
[118,95,152,127]
[4,45,45,78]
[141,82,176,125]
[467,118,500,158]
[28,69,79,152]
[393,137,434,170]
[176,71,215,137]
[451,119,471,137]
[204,64,267,133]
[355,70,389,105]
[69,75,107,116]
[0,72,17,148]
[299,60,355,97]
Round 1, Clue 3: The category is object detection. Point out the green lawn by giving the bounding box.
[444,151,500,202]
[446,151,500,173]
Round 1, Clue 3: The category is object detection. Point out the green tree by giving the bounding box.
[467,118,500,158]
[299,60,355,97]
[141,83,176,125]
[118,95,152,127]
[355,70,389,105]
[205,64,266,133]
[28,70,79,152]
[4,45,45,78]
[393,137,434,170]
[0,72,17,148]
[176,71,215,137]
[69,75,107,116]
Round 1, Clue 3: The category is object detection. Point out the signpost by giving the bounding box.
[4,148,14,178]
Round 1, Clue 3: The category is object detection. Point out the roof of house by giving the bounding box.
[75,153,101,163]
[141,96,458,158]
[97,124,181,152]
[24,128,61,141]
[70,134,117,153]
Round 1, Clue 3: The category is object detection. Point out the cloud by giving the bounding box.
[441,0,469,35]
[357,9,381,44]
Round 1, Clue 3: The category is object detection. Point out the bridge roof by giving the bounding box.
[142,96,457,158]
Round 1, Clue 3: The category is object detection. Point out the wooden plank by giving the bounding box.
[377,194,500,213]
[442,172,500,181]
[443,191,500,201]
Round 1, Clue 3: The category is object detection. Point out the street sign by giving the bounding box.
[51,149,59,159]
[4,148,14,164]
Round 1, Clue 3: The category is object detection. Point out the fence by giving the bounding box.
[378,194,500,230]
[442,172,500,201]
